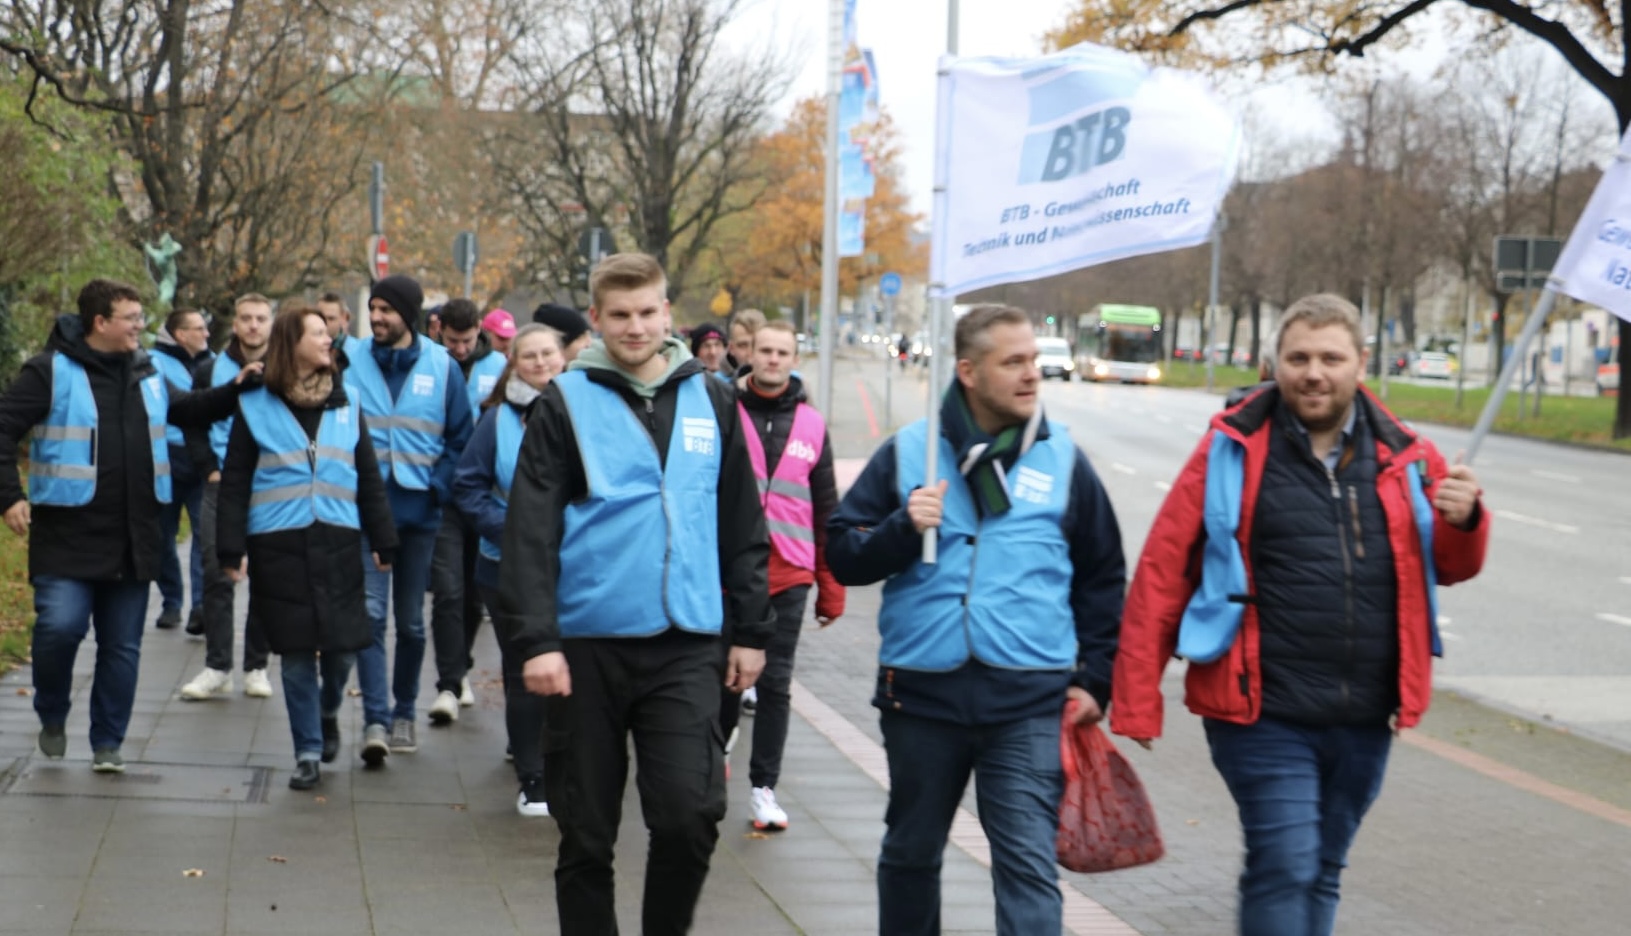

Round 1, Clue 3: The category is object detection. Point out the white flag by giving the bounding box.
[1548,129,1631,323]
[929,42,1240,298]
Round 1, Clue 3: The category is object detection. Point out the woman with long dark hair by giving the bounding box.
[453,323,564,815]
[216,305,398,789]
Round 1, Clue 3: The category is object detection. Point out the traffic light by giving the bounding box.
[1045,315,1056,325]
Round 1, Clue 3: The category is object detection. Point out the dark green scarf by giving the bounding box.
[941,382,1043,517]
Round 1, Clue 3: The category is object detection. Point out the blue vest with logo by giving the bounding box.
[553,370,723,638]
[1176,431,1444,664]
[207,354,242,467]
[878,420,1077,671]
[343,336,451,491]
[465,353,506,418]
[150,351,196,447]
[237,388,361,535]
[478,402,525,563]
[30,352,172,507]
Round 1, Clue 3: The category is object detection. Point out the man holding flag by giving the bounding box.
[827,304,1126,936]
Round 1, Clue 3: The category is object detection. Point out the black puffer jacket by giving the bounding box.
[215,378,398,654]
[0,315,243,581]
[1251,404,1399,727]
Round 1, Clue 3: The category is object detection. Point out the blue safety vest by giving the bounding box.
[207,354,242,468]
[478,402,526,563]
[237,388,361,535]
[553,370,723,638]
[465,352,506,418]
[30,352,172,506]
[343,336,451,491]
[877,419,1077,671]
[1176,431,1443,664]
[150,351,196,447]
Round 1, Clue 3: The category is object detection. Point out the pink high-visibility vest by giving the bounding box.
[738,400,825,571]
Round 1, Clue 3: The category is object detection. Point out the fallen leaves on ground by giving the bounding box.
[267,855,287,863]
[14,687,30,696]
[182,868,206,877]
[744,831,770,840]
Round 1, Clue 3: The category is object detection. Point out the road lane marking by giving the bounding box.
[854,379,880,438]
[1154,481,1172,492]
[1620,576,1631,585]
[1530,469,1581,483]
[1401,732,1631,833]
[1184,423,1206,433]
[790,682,1143,936]
[1493,509,1579,534]
[1440,632,1463,642]
[1596,613,1631,628]
[1110,463,1136,475]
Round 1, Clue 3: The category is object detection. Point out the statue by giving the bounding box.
[143,233,182,306]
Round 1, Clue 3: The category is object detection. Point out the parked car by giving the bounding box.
[1412,351,1454,379]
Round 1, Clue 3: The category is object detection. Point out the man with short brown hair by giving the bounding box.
[1114,292,1490,935]
[828,303,1126,935]
[151,307,213,632]
[498,252,773,935]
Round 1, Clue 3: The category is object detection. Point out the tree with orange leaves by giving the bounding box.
[706,96,926,318]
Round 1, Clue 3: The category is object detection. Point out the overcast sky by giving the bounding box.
[727,0,1342,216]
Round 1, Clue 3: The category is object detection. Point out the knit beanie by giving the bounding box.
[689,321,726,356]
[370,275,424,330]
[532,302,590,346]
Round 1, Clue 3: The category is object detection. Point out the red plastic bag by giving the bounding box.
[1056,715,1164,873]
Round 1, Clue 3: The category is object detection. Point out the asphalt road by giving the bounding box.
[1037,377,1631,750]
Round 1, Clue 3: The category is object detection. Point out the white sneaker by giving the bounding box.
[750,786,788,831]
[516,778,550,818]
[180,667,233,701]
[459,676,475,707]
[429,690,460,726]
[243,669,273,699]
[742,685,758,715]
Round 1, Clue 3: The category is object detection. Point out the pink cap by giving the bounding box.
[481,309,517,339]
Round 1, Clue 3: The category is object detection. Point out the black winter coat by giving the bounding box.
[216,379,398,655]
[0,315,245,581]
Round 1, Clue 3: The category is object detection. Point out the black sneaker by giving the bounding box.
[320,718,340,764]
[37,723,66,759]
[155,609,181,630]
[289,760,321,790]
[184,608,204,636]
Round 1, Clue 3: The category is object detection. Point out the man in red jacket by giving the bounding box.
[1113,293,1489,936]
[719,320,844,830]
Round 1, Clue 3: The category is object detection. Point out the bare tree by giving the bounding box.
[489,0,790,302]
[0,1,377,318]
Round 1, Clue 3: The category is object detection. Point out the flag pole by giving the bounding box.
[922,0,960,565]
[1465,282,1559,463]
[817,0,843,419]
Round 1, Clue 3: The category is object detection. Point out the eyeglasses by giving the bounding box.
[112,313,147,325]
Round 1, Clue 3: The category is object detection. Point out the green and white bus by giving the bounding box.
[1075,304,1164,383]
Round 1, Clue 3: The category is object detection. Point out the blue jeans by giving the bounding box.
[356,529,436,727]
[878,709,1064,936]
[280,651,355,761]
[1204,717,1393,936]
[156,449,204,615]
[31,577,149,750]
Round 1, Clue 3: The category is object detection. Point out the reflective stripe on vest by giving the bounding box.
[343,336,450,490]
[878,419,1075,671]
[554,371,723,638]
[208,355,242,467]
[238,388,361,535]
[151,352,193,447]
[478,403,525,562]
[737,400,824,570]
[465,353,506,418]
[29,353,171,507]
[1179,432,1444,662]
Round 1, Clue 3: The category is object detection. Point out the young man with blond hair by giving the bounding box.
[497,253,773,935]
